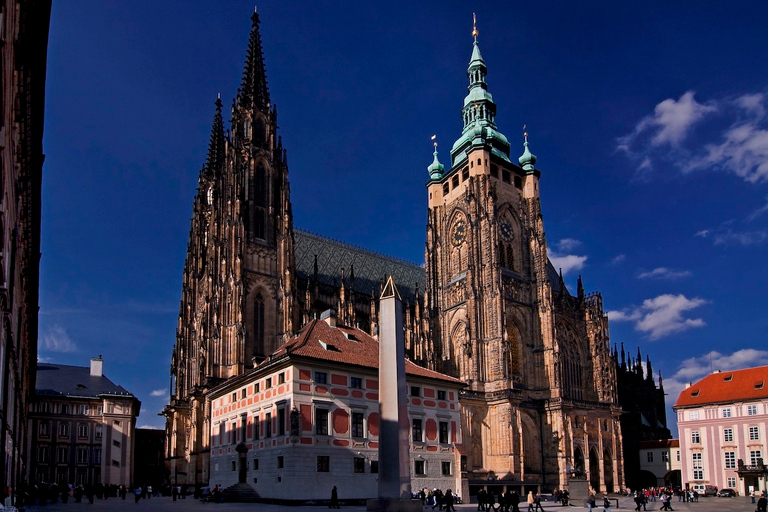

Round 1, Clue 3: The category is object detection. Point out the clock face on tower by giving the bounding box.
[499,219,514,242]
[451,220,467,246]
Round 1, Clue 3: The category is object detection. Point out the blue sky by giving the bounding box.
[40,1,768,432]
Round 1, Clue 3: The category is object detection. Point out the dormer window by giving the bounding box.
[723,374,733,382]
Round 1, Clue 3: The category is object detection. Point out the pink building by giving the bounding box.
[673,365,768,496]
[208,313,465,501]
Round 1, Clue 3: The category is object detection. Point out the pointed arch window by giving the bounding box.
[252,165,267,240]
[254,294,265,352]
[505,323,522,376]
[557,324,584,401]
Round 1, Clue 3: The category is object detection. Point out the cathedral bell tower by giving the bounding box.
[425,19,545,393]
[423,18,623,491]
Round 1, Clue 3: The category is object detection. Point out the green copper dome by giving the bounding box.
[518,136,537,171]
[427,149,445,180]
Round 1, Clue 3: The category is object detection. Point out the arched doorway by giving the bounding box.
[603,450,614,493]
[573,446,585,477]
[589,448,600,492]
[664,470,681,488]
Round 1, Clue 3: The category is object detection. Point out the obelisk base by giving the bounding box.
[366,498,423,512]
[568,479,590,502]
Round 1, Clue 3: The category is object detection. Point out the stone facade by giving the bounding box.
[27,358,141,488]
[207,315,464,500]
[165,11,628,495]
[0,0,51,501]
[615,346,671,490]
[422,35,623,494]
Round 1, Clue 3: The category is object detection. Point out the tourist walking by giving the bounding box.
[329,485,340,509]
[603,495,612,512]
[444,489,456,512]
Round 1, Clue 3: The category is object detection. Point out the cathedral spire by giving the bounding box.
[204,95,225,178]
[449,14,510,167]
[238,8,270,113]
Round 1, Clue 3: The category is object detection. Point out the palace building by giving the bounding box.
[165,10,629,497]
[207,312,464,500]
[673,365,768,496]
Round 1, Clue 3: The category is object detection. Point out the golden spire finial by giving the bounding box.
[523,124,528,142]
[472,13,479,40]
[431,134,438,149]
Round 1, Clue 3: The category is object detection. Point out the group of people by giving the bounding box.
[585,492,614,512]
[471,489,544,512]
[417,487,458,511]
[551,489,570,506]
[631,489,675,511]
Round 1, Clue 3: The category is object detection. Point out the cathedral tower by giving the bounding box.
[423,21,624,493]
[164,10,296,486]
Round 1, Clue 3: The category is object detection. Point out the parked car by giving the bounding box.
[704,485,718,496]
[717,489,736,497]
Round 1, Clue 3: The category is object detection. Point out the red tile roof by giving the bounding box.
[266,318,464,385]
[673,365,768,408]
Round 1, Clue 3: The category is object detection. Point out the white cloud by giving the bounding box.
[747,195,768,221]
[556,238,582,252]
[549,253,588,276]
[606,309,641,322]
[619,91,768,183]
[137,424,165,431]
[149,388,167,397]
[619,91,716,152]
[610,254,626,265]
[711,229,768,246]
[637,267,692,280]
[663,348,768,405]
[549,239,588,276]
[607,293,707,340]
[42,325,77,353]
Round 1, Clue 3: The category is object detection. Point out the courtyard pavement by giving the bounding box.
[16,494,758,512]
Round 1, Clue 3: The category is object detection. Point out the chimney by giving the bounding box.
[320,309,337,328]
[684,381,692,389]
[90,355,103,377]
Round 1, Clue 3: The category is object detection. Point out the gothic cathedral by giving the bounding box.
[165,11,627,494]
[164,11,298,485]
[423,30,623,492]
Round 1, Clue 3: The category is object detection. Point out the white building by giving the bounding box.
[208,313,465,501]
[673,365,768,495]
[638,439,681,488]
[28,357,141,487]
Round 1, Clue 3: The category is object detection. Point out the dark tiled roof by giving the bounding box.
[36,363,134,398]
[294,230,425,302]
[294,229,565,299]
[270,318,464,385]
[674,365,768,408]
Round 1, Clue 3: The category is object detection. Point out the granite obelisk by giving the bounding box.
[367,277,420,512]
